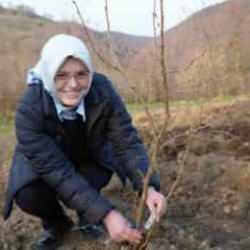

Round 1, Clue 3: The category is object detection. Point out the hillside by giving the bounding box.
[2,97,250,249]
[0,5,152,112]
[130,0,250,101]
[2,2,250,249]
[1,0,250,110]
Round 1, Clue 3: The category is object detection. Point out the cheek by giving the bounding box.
[54,81,64,92]
[80,79,91,89]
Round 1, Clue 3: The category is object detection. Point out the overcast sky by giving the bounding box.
[1,0,228,36]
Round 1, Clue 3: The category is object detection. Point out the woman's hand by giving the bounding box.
[103,210,142,244]
[146,187,166,222]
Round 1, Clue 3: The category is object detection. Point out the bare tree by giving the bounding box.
[159,0,169,117]
[72,0,126,77]
[72,1,185,250]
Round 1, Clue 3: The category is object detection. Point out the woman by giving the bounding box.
[3,34,166,249]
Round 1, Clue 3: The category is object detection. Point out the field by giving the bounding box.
[1,97,250,249]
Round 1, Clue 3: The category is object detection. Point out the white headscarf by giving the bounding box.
[29,34,93,101]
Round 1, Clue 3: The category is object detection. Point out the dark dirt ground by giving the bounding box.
[1,99,250,249]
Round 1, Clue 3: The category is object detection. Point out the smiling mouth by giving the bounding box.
[64,92,80,98]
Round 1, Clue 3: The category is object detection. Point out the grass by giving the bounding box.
[0,95,246,130]
[0,113,14,135]
[126,102,164,114]
[126,95,247,114]
[0,113,15,167]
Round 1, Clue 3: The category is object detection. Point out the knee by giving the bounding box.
[15,184,38,214]
[14,180,56,215]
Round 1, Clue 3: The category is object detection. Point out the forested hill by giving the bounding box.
[131,0,250,100]
[1,0,249,111]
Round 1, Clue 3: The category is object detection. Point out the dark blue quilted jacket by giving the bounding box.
[3,73,160,222]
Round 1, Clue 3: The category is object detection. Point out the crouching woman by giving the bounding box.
[3,34,166,250]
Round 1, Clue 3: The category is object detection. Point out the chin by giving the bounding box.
[62,98,80,107]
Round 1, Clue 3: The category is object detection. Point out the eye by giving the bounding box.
[55,72,68,80]
[77,71,89,79]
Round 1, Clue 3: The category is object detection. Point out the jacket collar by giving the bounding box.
[43,77,107,126]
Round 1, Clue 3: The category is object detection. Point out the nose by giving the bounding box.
[68,77,78,88]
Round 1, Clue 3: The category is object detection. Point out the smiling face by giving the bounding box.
[54,57,91,107]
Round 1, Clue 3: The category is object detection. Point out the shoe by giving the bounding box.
[76,215,105,240]
[35,228,61,250]
[35,217,73,250]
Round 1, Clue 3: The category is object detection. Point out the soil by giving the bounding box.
[1,99,250,249]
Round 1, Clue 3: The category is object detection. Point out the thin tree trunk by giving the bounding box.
[160,0,169,118]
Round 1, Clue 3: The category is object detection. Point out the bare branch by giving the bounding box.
[168,49,207,74]
[104,0,111,34]
[160,0,170,118]
[104,0,125,72]
[153,0,158,50]
[72,0,126,77]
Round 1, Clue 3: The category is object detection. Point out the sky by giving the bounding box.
[0,0,228,36]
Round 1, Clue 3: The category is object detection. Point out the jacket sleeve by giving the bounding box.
[15,92,113,224]
[105,79,160,192]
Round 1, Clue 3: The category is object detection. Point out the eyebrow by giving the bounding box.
[56,69,89,74]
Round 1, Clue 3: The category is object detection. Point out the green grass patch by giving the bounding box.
[0,96,245,131]
[126,95,246,114]
[126,102,165,114]
[0,113,14,135]
[126,100,203,114]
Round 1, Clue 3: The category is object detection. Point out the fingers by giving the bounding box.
[156,198,166,215]
[123,225,142,244]
[104,210,142,244]
[148,200,163,221]
[147,190,167,222]
[157,199,167,220]
[148,203,159,222]
[113,224,142,244]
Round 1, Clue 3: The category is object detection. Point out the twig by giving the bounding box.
[72,0,127,78]
[167,49,207,74]
[159,0,169,118]
[125,2,171,249]
[135,168,154,229]
[104,0,125,73]
[152,0,158,51]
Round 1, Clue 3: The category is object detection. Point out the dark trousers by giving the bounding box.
[14,165,113,225]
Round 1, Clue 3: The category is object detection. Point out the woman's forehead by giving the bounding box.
[58,56,88,72]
